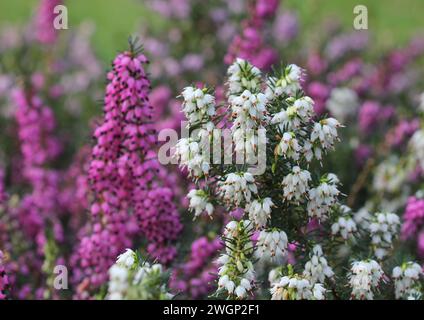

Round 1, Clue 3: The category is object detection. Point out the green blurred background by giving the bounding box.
[1,0,423,62]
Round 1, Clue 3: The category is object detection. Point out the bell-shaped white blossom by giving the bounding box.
[331,208,357,240]
[271,96,314,130]
[349,260,384,300]
[326,87,358,122]
[282,166,311,201]
[217,220,255,299]
[275,132,301,160]
[392,262,423,300]
[218,172,257,206]
[265,64,303,99]
[270,275,326,300]
[303,245,334,284]
[173,138,210,178]
[116,249,137,269]
[247,197,274,229]
[181,86,216,125]
[368,212,400,260]
[307,174,340,220]
[410,129,424,170]
[255,229,288,263]
[311,118,342,151]
[227,58,262,100]
[187,189,214,217]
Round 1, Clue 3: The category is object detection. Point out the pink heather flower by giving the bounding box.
[325,31,369,61]
[273,11,299,44]
[354,144,373,167]
[385,119,420,148]
[328,58,363,85]
[401,196,424,241]
[170,237,222,298]
[0,251,10,300]
[418,232,424,257]
[74,46,182,295]
[254,0,279,19]
[306,82,330,115]
[35,0,61,45]
[358,101,381,133]
[225,0,279,70]
[12,88,62,168]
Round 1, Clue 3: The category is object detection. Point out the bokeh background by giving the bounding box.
[2,0,423,62]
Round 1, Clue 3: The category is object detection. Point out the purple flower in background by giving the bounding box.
[354,144,373,167]
[273,11,299,44]
[325,31,368,61]
[0,251,10,300]
[35,0,61,45]
[385,119,420,148]
[74,46,182,296]
[147,0,191,19]
[402,196,424,257]
[170,236,222,298]
[255,0,279,19]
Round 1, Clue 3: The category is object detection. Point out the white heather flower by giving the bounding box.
[410,129,424,169]
[418,92,424,113]
[372,156,407,194]
[271,96,314,130]
[116,249,137,269]
[107,264,129,300]
[173,138,210,177]
[311,117,342,151]
[353,207,373,230]
[326,87,358,122]
[268,267,283,285]
[349,260,384,300]
[302,139,322,162]
[282,166,311,201]
[187,189,214,217]
[270,275,326,300]
[331,211,357,240]
[266,64,303,99]
[227,58,262,100]
[307,174,340,220]
[217,220,255,299]
[392,262,423,299]
[231,90,268,127]
[255,229,288,263]
[181,86,216,125]
[275,132,301,160]
[218,172,257,206]
[247,197,274,229]
[303,245,334,284]
[368,212,400,260]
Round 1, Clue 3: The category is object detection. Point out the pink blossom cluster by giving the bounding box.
[170,236,222,298]
[402,196,424,256]
[72,48,182,296]
[225,0,279,70]
[35,0,61,45]
[0,250,9,300]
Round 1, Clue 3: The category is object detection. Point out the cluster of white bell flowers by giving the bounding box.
[216,220,255,299]
[348,259,384,300]
[303,245,334,284]
[187,189,214,217]
[270,274,326,300]
[367,212,400,259]
[392,262,423,300]
[174,58,422,300]
[107,249,172,300]
[254,229,288,264]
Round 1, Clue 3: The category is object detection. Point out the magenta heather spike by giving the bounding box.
[73,46,182,297]
[35,0,62,45]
